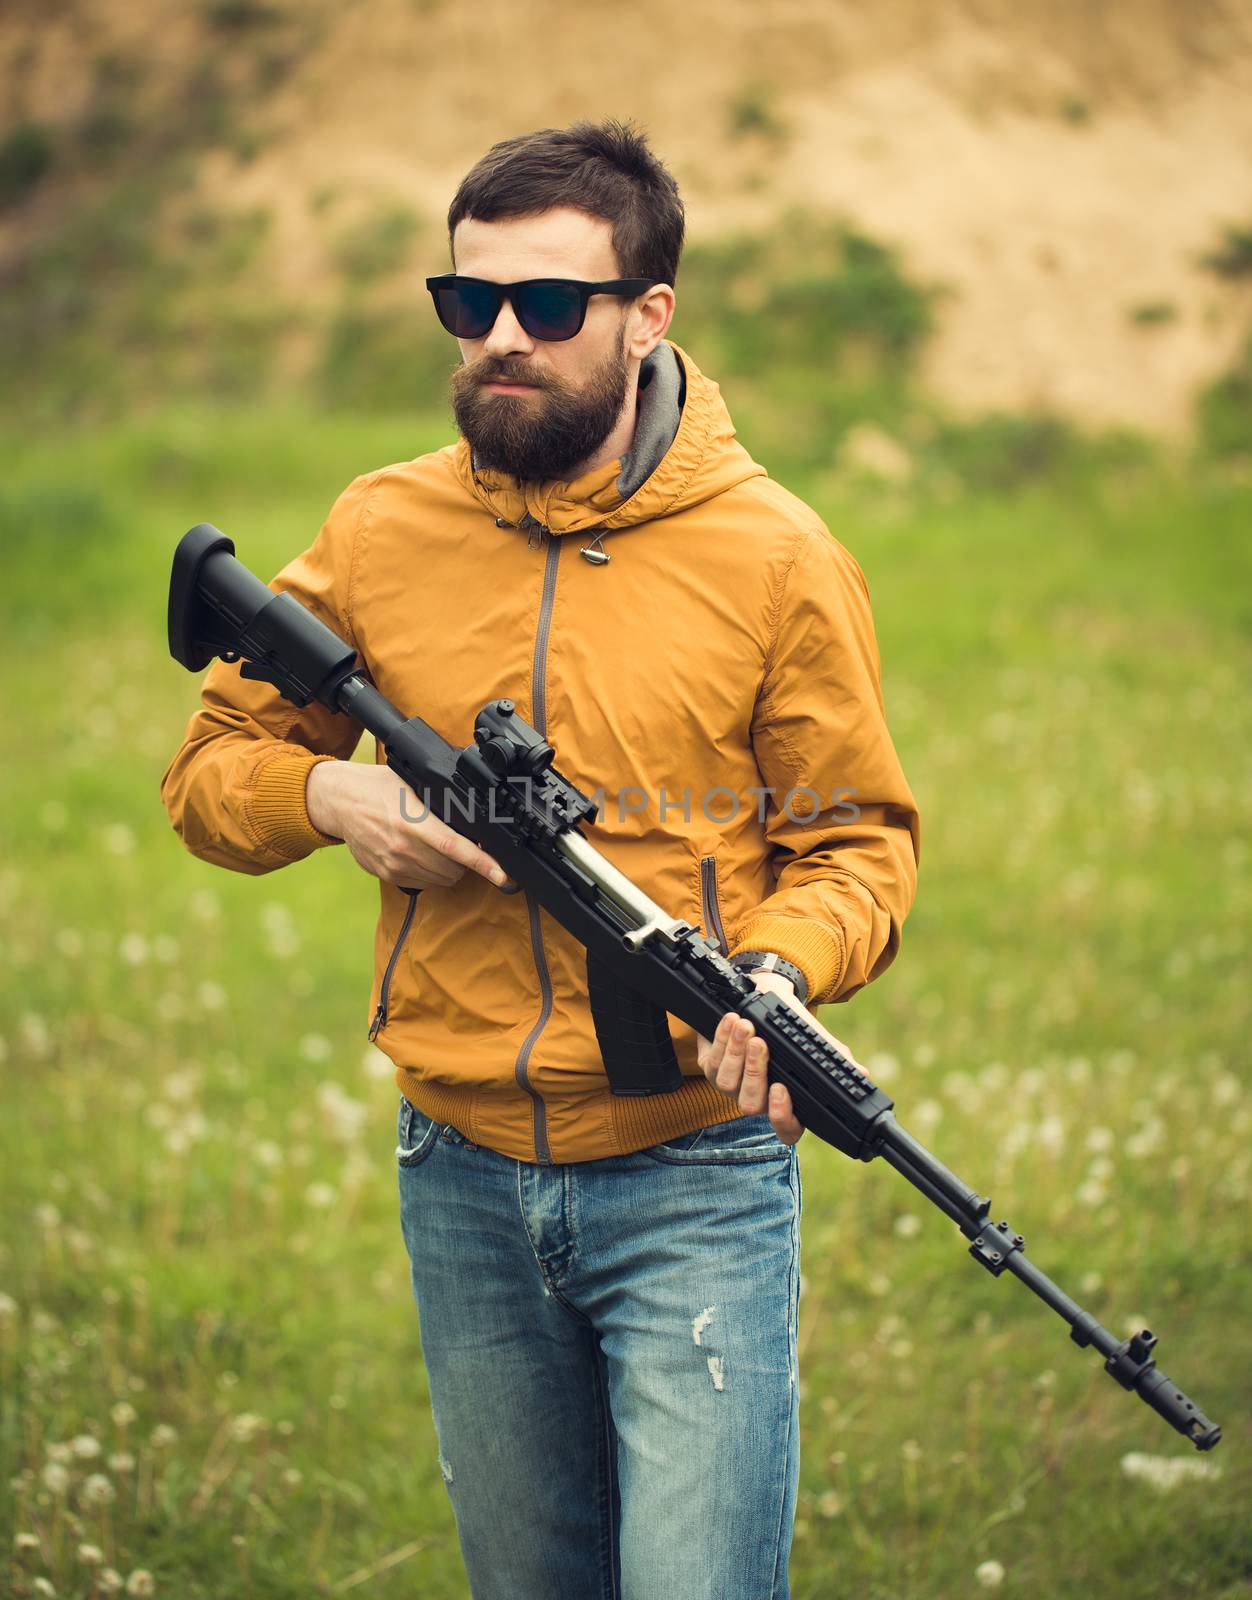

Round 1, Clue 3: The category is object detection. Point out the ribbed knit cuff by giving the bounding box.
[250,754,341,859]
[728,914,846,1007]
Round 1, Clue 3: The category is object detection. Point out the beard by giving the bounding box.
[450,327,630,483]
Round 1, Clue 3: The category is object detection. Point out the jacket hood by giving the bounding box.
[450,339,766,537]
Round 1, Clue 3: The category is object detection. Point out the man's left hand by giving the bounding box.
[695,970,814,1144]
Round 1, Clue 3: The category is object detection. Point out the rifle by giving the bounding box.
[167,523,1221,1453]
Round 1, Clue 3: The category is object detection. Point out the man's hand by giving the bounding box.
[306,760,510,891]
[697,970,863,1147]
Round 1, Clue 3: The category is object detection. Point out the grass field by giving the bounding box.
[1,404,1249,1599]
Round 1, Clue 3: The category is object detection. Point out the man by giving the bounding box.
[161,120,919,1600]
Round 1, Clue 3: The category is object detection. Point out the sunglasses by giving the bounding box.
[425,274,655,343]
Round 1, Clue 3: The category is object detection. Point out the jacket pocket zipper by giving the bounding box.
[700,855,729,957]
[369,888,420,1042]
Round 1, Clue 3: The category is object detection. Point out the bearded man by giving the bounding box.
[161,119,919,1600]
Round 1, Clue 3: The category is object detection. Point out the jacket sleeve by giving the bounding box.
[728,526,920,1006]
[159,474,374,875]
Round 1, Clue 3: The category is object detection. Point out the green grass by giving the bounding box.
[0,404,1249,1599]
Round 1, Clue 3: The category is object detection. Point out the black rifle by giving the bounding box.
[167,524,1221,1453]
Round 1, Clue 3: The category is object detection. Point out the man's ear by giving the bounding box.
[628,285,676,362]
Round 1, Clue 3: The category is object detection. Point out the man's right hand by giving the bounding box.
[305,760,510,892]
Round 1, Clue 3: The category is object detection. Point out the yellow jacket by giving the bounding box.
[160,340,919,1163]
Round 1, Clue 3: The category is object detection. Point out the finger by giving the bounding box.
[738,1036,769,1115]
[697,1014,733,1074]
[768,1082,805,1146]
[414,824,510,888]
[715,1018,754,1095]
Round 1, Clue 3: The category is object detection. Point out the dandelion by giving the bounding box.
[99,1569,124,1593]
[150,1424,178,1451]
[32,1578,56,1597]
[893,1214,922,1239]
[901,1439,922,1462]
[107,1453,135,1475]
[161,1069,200,1105]
[361,1043,393,1081]
[1120,1452,1222,1491]
[42,1462,70,1495]
[71,1434,103,1461]
[189,889,220,922]
[118,934,149,966]
[14,1532,41,1552]
[316,1080,369,1143]
[77,1544,105,1566]
[197,980,226,1011]
[253,1140,282,1169]
[976,1559,1006,1588]
[45,1441,73,1464]
[304,1181,337,1209]
[1086,1126,1114,1153]
[817,1490,842,1517]
[276,1420,295,1437]
[110,1401,136,1428]
[1080,1271,1103,1296]
[1076,1179,1107,1208]
[102,823,136,856]
[281,1467,303,1487]
[230,1413,265,1443]
[301,1033,333,1062]
[0,1291,16,1322]
[82,1474,116,1505]
[125,1571,156,1597]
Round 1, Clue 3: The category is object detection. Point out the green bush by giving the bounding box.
[0,121,54,209]
[1196,336,1252,459]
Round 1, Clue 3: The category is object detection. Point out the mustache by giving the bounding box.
[464,357,553,390]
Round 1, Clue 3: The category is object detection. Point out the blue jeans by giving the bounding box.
[396,1096,803,1600]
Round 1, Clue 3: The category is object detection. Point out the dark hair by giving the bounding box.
[447,119,685,287]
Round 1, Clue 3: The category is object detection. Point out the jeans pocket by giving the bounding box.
[396,1096,440,1168]
[646,1112,789,1164]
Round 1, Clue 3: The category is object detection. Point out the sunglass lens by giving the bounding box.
[515,282,583,341]
[434,280,501,338]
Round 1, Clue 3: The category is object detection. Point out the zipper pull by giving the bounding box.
[368,1003,385,1043]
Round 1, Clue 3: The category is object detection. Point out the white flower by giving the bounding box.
[118,934,149,966]
[1120,1452,1223,1492]
[35,1204,62,1231]
[108,1452,135,1475]
[281,1466,303,1487]
[32,1578,57,1597]
[82,1473,116,1505]
[71,1434,102,1460]
[78,1543,105,1565]
[110,1401,136,1428]
[301,1033,333,1062]
[99,1569,124,1594]
[361,1043,393,1081]
[42,1462,69,1494]
[1086,1126,1114,1153]
[125,1571,156,1597]
[102,823,136,856]
[976,1559,1006,1588]
[149,1423,177,1449]
[14,1531,42,1552]
[0,1291,16,1322]
[893,1214,922,1239]
[230,1412,264,1443]
[304,1182,337,1210]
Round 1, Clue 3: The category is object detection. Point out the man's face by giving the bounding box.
[447,207,637,483]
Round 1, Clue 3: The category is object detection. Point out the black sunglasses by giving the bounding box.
[425,274,655,342]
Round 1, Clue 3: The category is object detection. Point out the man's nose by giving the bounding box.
[481,296,535,359]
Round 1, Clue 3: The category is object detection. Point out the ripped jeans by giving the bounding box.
[396,1096,803,1600]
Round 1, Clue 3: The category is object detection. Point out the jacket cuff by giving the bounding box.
[250,754,341,860]
[728,914,846,1007]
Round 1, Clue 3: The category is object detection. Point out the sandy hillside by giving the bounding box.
[5,0,1252,433]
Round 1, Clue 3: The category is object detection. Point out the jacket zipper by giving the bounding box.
[700,855,729,956]
[369,888,420,1041]
[512,525,560,1164]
